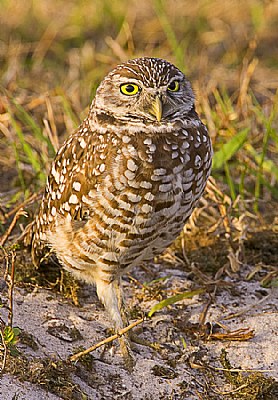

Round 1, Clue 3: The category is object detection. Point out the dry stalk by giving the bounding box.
[3,248,16,327]
[206,327,255,341]
[198,286,217,326]
[0,208,28,246]
[222,294,271,321]
[45,95,59,151]
[4,191,42,220]
[70,317,144,362]
[0,318,7,374]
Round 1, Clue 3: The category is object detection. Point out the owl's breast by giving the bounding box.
[107,125,211,266]
[59,123,212,274]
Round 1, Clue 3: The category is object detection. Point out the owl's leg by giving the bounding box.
[96,278,135,370]
[114,280,162,353]
[113,277,130,327]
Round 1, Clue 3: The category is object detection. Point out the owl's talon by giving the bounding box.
[118,335,136,371]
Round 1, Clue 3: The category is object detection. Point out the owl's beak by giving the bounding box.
[148,96,163,122]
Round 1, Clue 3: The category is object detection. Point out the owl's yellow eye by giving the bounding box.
[167,80,180,92]
[120,83,140,96]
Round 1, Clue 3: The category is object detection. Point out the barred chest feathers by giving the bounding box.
[50,119,212,278]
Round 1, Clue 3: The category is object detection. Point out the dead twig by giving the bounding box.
[70,318,144,362]
[4,191,42,220]
[0,208,28,247]
[212,366,276,374]
[222,294,271,321]
[212,383,249,396]
[206,327,255,341]
[198,286,217,326]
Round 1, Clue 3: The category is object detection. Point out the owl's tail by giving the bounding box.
[22,219,35,247]
[20,217,44,267]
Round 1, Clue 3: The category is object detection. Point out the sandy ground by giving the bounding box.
[0,261,277,400]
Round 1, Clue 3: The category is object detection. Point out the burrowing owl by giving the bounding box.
[28,57,212,367]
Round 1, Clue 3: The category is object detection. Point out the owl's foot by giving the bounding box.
[118,333,136,371]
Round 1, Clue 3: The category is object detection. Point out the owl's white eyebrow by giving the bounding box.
[118,77,142,85]
[168,75,183,83]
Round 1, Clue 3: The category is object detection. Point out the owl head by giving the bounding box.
[93,57,195,125]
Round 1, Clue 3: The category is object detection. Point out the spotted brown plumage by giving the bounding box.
[27,57,212,367]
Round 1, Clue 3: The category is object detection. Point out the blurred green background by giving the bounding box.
[0,0,277,210]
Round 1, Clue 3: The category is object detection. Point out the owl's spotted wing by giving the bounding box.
[30,121,109,264]
[46,132,97,221]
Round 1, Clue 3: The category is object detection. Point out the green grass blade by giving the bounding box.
[143,276,170,287]
[245,144,278,179]
[12,142,26,191]
[239,165,247,198]
[254,126,275,212]
[57,88,80,128]
[180,336,187,349]
[213,87,234,115]
[224,161,236,201]
[153,0,185,71]
[11,99,55,156]
[148,288,204,317]
[8,109,46,182]
[212,128,250,170]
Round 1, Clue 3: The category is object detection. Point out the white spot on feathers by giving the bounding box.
[79,138,87,148]
[69,194,79,204]
[73,181,81,191]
